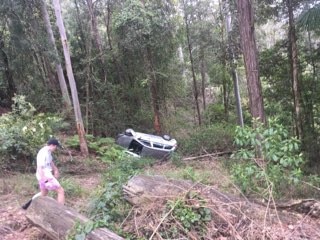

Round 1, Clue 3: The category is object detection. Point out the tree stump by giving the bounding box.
[25,196,124,240]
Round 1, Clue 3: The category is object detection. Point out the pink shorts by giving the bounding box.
[39,178,61,190]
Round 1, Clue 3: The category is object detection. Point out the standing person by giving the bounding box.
[36,138,65,204]
[22,138,65,210]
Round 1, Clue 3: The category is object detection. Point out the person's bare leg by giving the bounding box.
[32,192,42,199]
[55,187,65,204]
[41,189,48,197]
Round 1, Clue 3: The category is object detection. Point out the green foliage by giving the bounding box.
[65,134,124,161]
[66,221,99,240]
[167,193,211,233]
[178,123,235,156]
[59,177,83,198]
[87,143,155,234]
[204,104,228,124]
[231,118,304,197]
[0,95,63,170]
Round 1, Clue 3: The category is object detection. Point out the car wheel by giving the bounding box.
[163,134,171,141]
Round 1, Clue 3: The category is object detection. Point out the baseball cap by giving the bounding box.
[47,138,62,148]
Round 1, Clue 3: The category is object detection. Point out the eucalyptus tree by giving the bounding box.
[236,0,265,123]
[40,0,72,111]
[52,0,89,156]
[182,0,202,125]
[287,0,303,139]
[219,0,243,126]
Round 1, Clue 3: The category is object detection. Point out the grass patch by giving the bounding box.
[143,158,238,195]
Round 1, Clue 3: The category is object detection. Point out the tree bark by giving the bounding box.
[145,47,162,134]
[40,0,72,111]
[236,0,265,123]
[52,0,89,156]
[223,0,244,127]
[183,0,201,126]
[25,196,124,240]
[86,0,107,82]
[287,0,303,139]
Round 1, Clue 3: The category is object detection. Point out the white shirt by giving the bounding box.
[36,146,54,180]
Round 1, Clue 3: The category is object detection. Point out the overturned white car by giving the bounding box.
[116,129,177,159]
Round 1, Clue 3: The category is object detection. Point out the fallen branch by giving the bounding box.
[182,151,233,161]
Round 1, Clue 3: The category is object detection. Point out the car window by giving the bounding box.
[153,143,164,149]
[164,145,173,150]
[141,140,151,146]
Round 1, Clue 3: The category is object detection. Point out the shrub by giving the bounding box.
[231,118,304,197]
[178,123,235,156]
[0,95,63,171]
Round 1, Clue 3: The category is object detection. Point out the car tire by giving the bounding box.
[163,134,171,141]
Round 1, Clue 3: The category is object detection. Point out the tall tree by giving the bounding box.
[287,0,303,139]
[222,0,244,126]
[182,0,202,126]
[236,0,265,123]
[52,0,88,155]
[85,0,107,82]
[40,0,72,111]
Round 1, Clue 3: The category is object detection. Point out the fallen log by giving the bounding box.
[25,196,124,240]
[122,175,320,239]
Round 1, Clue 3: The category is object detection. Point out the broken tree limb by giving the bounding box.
[182,151,233,161]
[25,196,124,240]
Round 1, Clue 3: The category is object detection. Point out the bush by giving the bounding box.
[178,123,235,156]
[0,95,63,171]
[231,118,304,198]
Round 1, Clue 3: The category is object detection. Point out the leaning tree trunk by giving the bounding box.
[52,0,89,156]
[25,196,124,240]
[40,0,72,111]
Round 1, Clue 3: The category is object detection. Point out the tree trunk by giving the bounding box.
[0,33,16,106]
[183,0,201,126]
[25,196,124,240]
[145,47,162,134]
[200,49,207,111]
[224,0,244,127]
[86,0,107,82]
[103,1,123,84]
[40,0,72,111]
[287,0,303,139]
[52,0,89,156]
[236,0,265,123]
